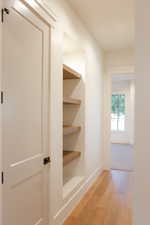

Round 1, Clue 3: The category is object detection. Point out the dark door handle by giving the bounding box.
[43,157,50,165]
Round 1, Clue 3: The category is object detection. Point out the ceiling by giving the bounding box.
[67,0,134,51]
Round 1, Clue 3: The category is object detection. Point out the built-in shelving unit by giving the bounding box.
[63,64,82,171]
[62,40,85,199]
[63,64,81,80]
[63,97,81,105]
[63,151,81,166]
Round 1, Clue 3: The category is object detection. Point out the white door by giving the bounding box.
[2,1,50,225]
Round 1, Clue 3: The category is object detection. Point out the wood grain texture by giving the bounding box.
[63,151,81,166]
[62,170,132,225]
[63,125,81,136]
[63,64,81,80]
[63,97,81,105]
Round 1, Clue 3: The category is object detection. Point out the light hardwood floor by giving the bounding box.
[63,170,132,225]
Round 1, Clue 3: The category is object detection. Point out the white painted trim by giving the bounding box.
[20,0,57,27]
[63,176,85,200]
[0,1,3,225]
[53,167,103,225]
[35,0,57,21]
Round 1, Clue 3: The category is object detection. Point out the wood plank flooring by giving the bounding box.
[63,170,132,225]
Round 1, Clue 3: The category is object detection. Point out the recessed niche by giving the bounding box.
[62,33,85,199]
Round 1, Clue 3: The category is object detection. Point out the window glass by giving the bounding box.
[111,94,125,131]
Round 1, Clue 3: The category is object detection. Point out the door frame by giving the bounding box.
[0,1,57,225]
[0,1,3,225]
[104,65,135,170]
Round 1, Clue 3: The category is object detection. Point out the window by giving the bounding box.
[111,94,125,131]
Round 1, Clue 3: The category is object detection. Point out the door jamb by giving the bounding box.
[0,1,3,225]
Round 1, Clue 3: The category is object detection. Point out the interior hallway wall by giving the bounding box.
[135,0,150,224]
[44,0,105,224]
[105,48,135,71]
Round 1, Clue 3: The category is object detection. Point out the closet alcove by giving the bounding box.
[62,34,85,198]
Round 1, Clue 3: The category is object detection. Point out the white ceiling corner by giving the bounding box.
[67,0,134,51]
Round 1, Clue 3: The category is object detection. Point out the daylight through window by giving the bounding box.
[111,94,125,131]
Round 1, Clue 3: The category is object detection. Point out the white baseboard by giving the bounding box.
[53,167,103,225]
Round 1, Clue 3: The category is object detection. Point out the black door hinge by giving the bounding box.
[43,157,51,165]
[1,92,3,104]
[1,8,10,23]
[1,172,4,184]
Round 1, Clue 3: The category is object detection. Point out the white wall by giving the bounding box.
[105,48,135,70]
[134,0,150,224]
[111,80,135,144]
[45,1,105,225]
[103,70,111,170]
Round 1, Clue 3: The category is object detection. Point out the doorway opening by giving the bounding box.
[110,74,135,172]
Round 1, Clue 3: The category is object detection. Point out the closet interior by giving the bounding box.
[62,34,85,198]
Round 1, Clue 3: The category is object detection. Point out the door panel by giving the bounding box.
[2,1,50,225]
[4,9,43,164]
[11,173,44,225]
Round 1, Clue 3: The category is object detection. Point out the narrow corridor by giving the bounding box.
[63,170,132,225]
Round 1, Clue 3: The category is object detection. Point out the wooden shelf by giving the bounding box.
[63,125,81,136]
[63,64,81,80]
[63,151,81,166]
[63,97,81,105]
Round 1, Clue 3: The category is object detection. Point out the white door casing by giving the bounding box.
[2,1,50,224]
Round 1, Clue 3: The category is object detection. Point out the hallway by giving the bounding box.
[0,1,136,224]
[63,170,132,225]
